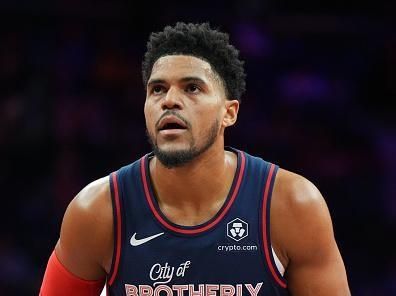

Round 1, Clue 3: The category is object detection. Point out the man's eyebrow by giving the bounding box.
[147,77,208,87]
[179,77,207,84]
[147,79,166,87]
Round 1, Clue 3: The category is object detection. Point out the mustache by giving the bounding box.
[155,110,191,130]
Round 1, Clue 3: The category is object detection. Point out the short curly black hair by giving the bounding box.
[142,22,246,101]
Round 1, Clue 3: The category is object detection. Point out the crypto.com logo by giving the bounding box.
[227,218,248,242]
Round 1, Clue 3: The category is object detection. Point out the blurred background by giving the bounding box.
[0,0,395,295]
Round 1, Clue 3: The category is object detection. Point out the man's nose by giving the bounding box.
[161,87,183,110]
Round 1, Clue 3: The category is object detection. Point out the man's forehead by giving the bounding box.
[150,55,218,82]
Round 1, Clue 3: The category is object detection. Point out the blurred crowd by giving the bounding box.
[0,2,395,295]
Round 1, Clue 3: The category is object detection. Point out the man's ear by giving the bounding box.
[222,99,240,127]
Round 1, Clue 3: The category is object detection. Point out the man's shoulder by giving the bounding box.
[56,176,113,279]
[62,176,113,238]
[240,150,324,206]
[274,168,325,209]
[72,176,111,213]
[271,168,335,269]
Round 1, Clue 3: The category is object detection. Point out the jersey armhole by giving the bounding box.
[260,163,288,289]
[107,172,123,287]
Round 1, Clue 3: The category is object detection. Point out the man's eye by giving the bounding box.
[186,84,200,93]
[152,86,165,94]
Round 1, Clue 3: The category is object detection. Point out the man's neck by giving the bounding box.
[148,144,238,226]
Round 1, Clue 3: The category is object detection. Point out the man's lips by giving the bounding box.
[157,115,188,131]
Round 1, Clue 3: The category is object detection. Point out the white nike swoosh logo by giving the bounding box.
[130,232,164,246]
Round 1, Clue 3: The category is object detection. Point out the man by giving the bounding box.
[40,22,350,295]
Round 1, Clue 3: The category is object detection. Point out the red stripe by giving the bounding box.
[262,164,287,288]
[141,152,246,235]
[108,173,122,286]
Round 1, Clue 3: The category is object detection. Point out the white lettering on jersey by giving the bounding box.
[125,283,263,296]
[149,261,191,286]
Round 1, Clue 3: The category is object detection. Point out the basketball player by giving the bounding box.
[40,22,350,295]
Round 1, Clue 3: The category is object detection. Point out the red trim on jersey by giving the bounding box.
[108,173,122,286]
[141,151,246,235]
[261,164,287,288]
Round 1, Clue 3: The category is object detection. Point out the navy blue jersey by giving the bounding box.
[106,148,289,296]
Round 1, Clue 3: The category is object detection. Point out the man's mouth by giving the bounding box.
[157,116,188,132]
[159,122,187,131]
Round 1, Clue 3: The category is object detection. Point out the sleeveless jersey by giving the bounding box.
[106,148,289,296]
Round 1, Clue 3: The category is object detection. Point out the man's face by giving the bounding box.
[144,55,232,168]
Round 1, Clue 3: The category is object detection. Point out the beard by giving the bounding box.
[147,118,220,169]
